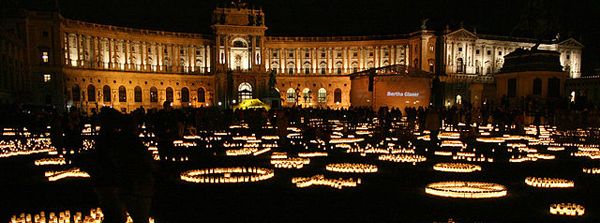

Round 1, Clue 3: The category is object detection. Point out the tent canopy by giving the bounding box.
[233,99,271,111]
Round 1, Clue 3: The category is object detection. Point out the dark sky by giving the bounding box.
[21,0,600,73]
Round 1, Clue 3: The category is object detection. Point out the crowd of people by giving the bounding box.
[1,101,600,223]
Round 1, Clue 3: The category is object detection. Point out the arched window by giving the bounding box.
[334,88,342,104]
[103,85,111,102]
[181,87,190,103]
[287,62,295,74]
[319,62,327,74]
[302,88,312,103]
[286,88,296,103]
[134,86,142,102]
[87,85,96,102]
[271,62,279,73]
[166,87,174,102]
[533,78,542,95]
[150,87,158,103]
[318,88,326,103]
[351,62,359,73]
[238,82,252,102]
[72,85,80,101]
[118,86,126,102]
[233,39,248,48]
[335,62,343,74]
[197,88,206,103]
[303,62,311,74]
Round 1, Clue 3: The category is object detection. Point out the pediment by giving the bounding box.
[558,38,584,48]
[446,29,478,40]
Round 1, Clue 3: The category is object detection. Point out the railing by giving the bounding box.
[64,59,211,75]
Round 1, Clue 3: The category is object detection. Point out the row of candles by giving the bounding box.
[180,167,274,184]
[425,181,508,199]
[325,163,378,173]
[524,177,574,188]
[549,203,585,216]
[292,175,361,189]
[10,208,155,223]
[433,163,482,173]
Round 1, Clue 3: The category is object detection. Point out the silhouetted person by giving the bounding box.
[155,101,179,161]
[425,107,442,146]
[86,107,155,223]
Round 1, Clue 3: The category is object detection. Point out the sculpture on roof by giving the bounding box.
[420,18,429,30]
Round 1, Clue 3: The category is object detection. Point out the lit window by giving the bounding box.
[43,74,51,82]
[42,52,49,63]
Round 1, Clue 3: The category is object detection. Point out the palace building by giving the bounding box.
[0,1,583,113]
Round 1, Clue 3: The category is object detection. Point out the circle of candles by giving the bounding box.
[425,181,507,199]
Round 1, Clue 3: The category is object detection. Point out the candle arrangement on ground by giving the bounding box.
[291,175,361,189]
[549,203,585,216]
[524,177,575,188]
[378,154,427,163]
[433,163,482,173]
[270,157,310,169]
[44,168,90,181]
[425,181,508,198]
[325,163,378,173]
[298,152,328,157]
[582,167,600,174]
[9,208,155,223]
[34,157,67,166]
[180,167,275,183]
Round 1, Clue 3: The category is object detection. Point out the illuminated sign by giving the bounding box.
[386,91,420,97]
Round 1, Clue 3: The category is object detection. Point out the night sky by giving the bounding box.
[20,0,600,73]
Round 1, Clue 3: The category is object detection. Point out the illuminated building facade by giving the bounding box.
[2,1,584,113]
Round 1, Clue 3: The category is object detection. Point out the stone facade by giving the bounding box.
[3,3,584,113]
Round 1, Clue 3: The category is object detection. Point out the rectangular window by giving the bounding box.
[196,50,201,55]
[337,52,342,58]
[499,51,502,56]
[458,47,463,52]
[273,52,278,58]
[148,48,152,53]
[353,52,358,58]
[305,68,310,74]
[42,51,49,63]
[43,74,51,83]
[289,53,294,58]
[288,68,294,74]
[487,50,491,55]
[369,52,374,57]
[320,68,326,74]
[476,49,480,54]
[305,53,310,58]
[321,52,326,58]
